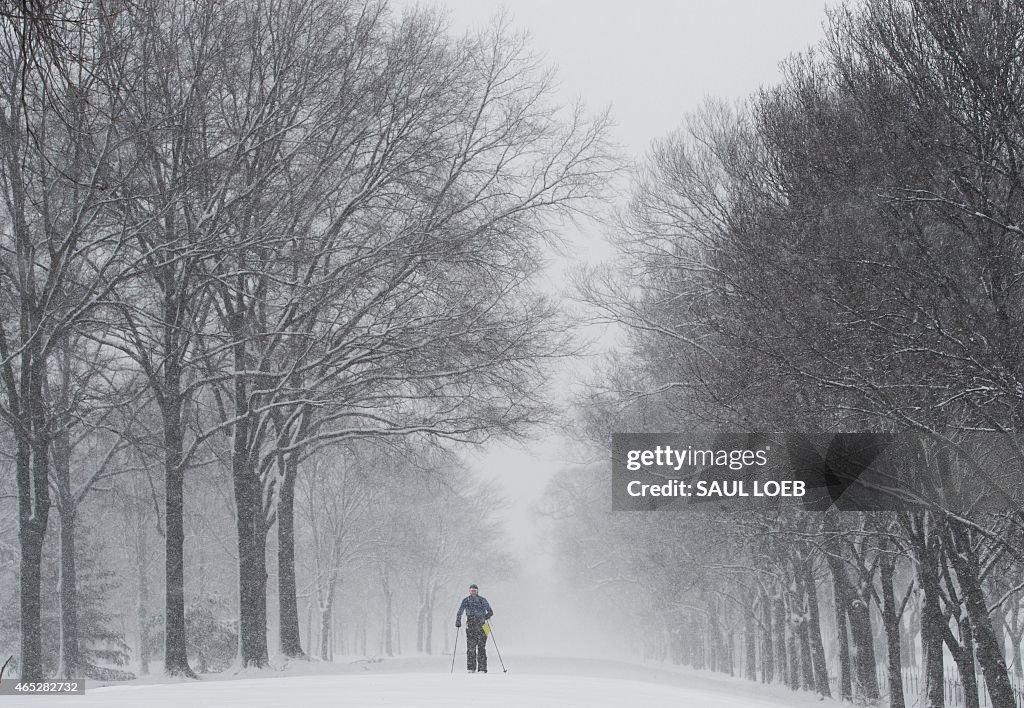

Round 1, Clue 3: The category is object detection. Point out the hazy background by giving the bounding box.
[396,0,836,654]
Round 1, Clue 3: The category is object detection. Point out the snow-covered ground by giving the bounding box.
[2,655,848,707]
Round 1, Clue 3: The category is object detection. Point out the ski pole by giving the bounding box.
[450,626,460,674]
[485,622,507,673]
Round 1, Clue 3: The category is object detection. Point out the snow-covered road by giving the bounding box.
[2,656,846,707]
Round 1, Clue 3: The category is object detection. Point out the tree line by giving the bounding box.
[0,0,612,681]
[567,1,1024,707]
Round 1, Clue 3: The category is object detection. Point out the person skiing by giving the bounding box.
[455,583,493,673]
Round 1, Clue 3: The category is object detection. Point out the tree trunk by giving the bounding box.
[17,507,47,681]
[695,618,705,669]
[725,617,734,676]
[53,430,79,681]
[305,603,313,660]
[319,587,332,661]
[901,599,918,683]
[745,609,757,681]
[231,330,269,669]
[802,561,830,697]
[761,593,774,683]
[943,614,980,708]
[335,609,342,657]
[162,358,195,677]
[793,564,813,692]
[57,502,79,680]
[136,511,150,676]
[773,596,790,688]
[425,590,434,655]
[921,581,945,707]
[880,554,905,708]
[416,598,425,654]
[382,568,393,657]
[16,386,51,682]
[914,514,945,708]
[847,589,880,700]
[234,460,270,668]
[784,602,799,690]
[825,549,853,700]
[948,521,1016,708]
[797,612,813,690]
[277,450,305,659]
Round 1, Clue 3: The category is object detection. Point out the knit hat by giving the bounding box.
[469,584,478,589]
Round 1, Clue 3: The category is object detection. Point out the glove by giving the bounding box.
[455,621,461,628]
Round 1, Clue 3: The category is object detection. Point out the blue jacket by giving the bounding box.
[456,595,493,624]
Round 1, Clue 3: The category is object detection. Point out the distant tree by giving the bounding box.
[295,445,377,661]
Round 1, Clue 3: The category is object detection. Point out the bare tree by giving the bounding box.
[0,0,141,678]
[178,2,612,668]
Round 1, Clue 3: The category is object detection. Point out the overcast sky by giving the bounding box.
[417,1,832,157]
[394,1,835,559]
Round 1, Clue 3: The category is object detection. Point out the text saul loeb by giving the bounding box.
[627,478,805,498]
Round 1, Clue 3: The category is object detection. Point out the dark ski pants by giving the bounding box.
[466,621,487,672]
